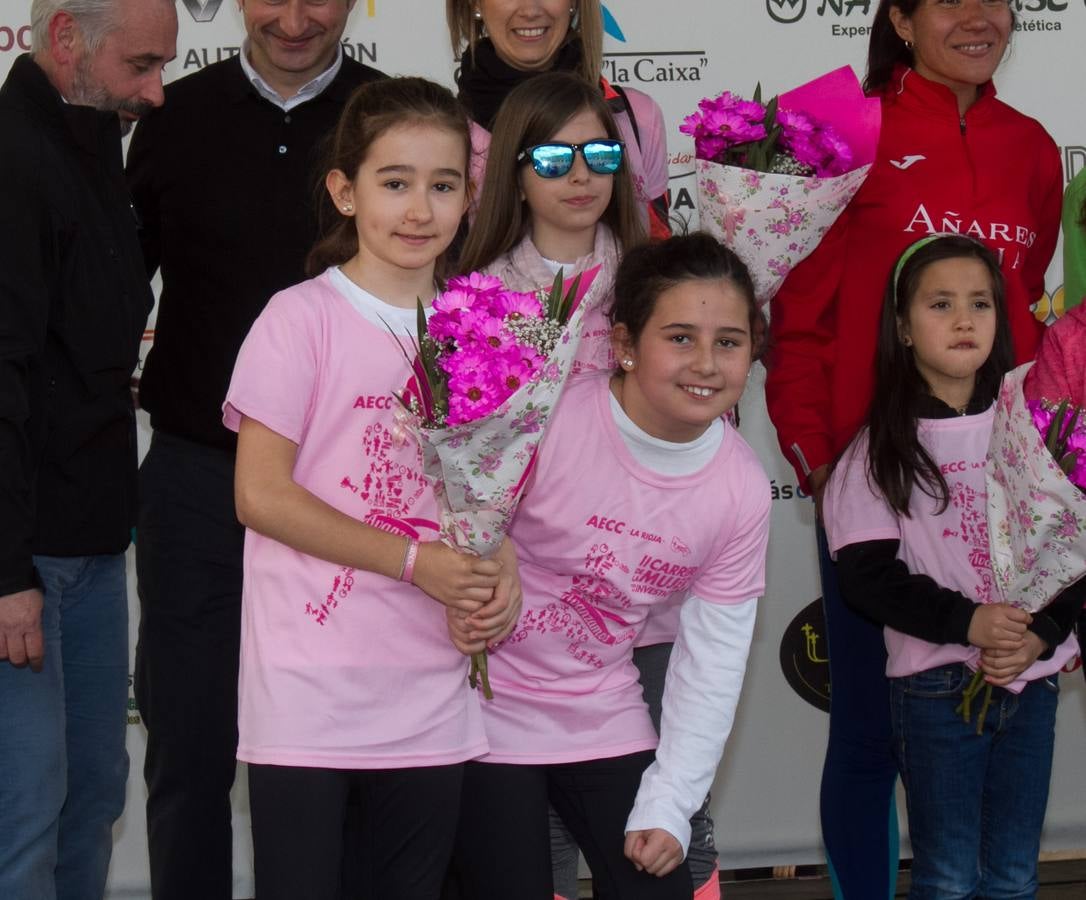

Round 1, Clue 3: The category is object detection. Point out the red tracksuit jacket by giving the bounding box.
[765,65,1062,490]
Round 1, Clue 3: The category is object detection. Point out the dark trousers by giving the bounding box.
[135,432,244,900]
[249,763,465,900]
[451,752,693,900]
[817,526,899,899]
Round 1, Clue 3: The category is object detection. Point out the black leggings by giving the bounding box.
[249,762,463,900]
[450,752,692,900]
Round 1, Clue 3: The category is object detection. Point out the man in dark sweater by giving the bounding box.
[0,2,176,897]
[125,2,383,896]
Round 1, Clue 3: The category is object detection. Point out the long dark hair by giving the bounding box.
[865,235,1012,516]
[306,78,471,279]
[864,0,1016,94]
[457,71,644,274]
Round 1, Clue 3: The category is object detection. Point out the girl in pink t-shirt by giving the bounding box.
[824,235,1084,899]
[446,233,771,900]
[221,79,521,900]
[455,71,724,900]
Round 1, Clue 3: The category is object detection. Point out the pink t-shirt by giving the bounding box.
[222,270,487,768]
[825,407,1079,692]
[480,374,771,764]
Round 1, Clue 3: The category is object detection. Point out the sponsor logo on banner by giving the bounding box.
[183,38,378,71]
[1067,144,1086,181]
[601,3,708,86]
[1011,0,1068,32]
[765,0,875,37]
[0,21,31,53]
[770,479,811,502]
[765,0,1070,34]
[180,0,225,22]
[181,0,379,70]
[779,599,831,713]
[602,4,625,41]
[182,0,379,21]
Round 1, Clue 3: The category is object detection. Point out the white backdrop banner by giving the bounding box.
[1,2,1083,897]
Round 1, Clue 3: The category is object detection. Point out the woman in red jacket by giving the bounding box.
[764,2,1061,897]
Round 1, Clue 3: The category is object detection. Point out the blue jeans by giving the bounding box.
[0,554,129,900]
[891,664,1059,900]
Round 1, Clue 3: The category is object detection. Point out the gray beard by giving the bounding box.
[69,55,151,135]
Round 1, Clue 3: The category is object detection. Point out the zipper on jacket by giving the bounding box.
[959,115,966,135]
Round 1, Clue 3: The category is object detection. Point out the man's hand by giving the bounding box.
[0,588,45,671]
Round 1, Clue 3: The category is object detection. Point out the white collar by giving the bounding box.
[239,41,343,112]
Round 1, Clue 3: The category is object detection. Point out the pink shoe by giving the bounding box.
[693,872,721,900]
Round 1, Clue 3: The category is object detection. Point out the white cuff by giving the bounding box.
[625,595,757,857]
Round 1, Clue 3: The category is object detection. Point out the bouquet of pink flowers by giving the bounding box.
[682,87,854,178]
[683,66,881,306]
[394,267,600,696]
[960,353,1086,729]
[987,308,1086,616]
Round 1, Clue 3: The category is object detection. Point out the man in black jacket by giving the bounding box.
[125,2,383,896]
[0,2,176,897]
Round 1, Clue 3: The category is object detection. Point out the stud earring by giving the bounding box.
[904,39,913,50]
[621,358,634,369]
[473,8,483,19]
[342,203,353,213]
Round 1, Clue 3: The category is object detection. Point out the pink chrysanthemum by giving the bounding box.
[446,272,505,296]
[493,290,543,321]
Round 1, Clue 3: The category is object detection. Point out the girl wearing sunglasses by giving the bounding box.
[445,1,671,239]
[459,71,645,377]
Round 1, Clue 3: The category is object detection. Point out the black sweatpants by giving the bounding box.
[450,751,692,900]
[249,762,465,900]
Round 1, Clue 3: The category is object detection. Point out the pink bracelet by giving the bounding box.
[400,539,420,584]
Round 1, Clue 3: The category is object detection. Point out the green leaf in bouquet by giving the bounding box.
[556,272,583,326]
[539,268,586,327]
[545,267,565,321]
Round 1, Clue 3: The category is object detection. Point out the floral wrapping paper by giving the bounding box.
[695,160,871,308]
[986,362,1086,612]
[399,266,601,557]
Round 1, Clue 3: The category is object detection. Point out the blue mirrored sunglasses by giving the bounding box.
[517,140,625,178]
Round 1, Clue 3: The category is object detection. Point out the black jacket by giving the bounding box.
[0,55,152,595]
[126,55,384,451]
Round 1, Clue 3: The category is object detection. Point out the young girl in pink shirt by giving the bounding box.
[824,235,1084,898]
[222,78,520,900]
[455,67,723,900]
[446,232,771,900]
